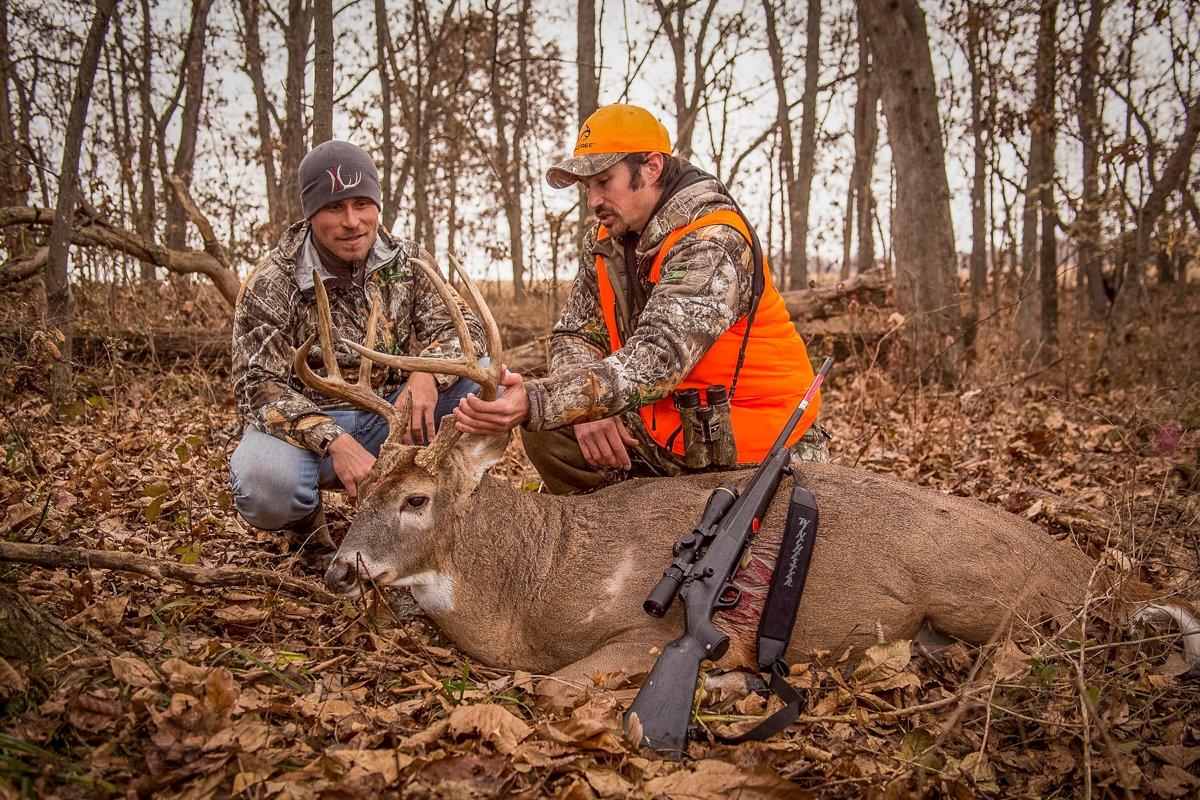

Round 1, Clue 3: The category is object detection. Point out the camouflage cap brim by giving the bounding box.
[545,152,627,189]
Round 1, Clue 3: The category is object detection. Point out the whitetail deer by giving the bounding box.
[296,257,1200,696]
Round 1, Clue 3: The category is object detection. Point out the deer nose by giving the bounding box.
[324,558,356,594]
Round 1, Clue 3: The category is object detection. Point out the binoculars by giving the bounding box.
[673,384,737,469]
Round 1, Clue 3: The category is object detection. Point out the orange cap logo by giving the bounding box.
[572,104,671,157]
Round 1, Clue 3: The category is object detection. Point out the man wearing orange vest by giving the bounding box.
[454,104,827,493]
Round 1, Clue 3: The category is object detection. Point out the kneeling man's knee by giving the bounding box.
[230,436,319,530]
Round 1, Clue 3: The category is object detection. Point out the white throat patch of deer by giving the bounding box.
[297,254,1200,696]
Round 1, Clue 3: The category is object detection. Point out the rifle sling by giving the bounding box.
[709,478,818,744]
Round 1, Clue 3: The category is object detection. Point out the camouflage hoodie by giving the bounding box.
[523,173,756,464]
[232,220,486,455]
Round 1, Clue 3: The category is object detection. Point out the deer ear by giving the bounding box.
[452,432,511,488]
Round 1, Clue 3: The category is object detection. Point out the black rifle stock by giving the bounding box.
[625,357,833,756]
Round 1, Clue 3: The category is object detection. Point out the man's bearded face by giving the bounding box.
[583,161,659,237]
[311,197,379,262]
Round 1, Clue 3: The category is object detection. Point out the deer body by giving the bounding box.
[297,254,1197,696]
[335,453,1190,685]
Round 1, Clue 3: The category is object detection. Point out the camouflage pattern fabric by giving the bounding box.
[232,220,486,456]
[523,176,766,468]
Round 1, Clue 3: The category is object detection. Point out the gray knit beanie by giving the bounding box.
[298,140,383,219]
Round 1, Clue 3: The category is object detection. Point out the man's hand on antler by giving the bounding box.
[328,433,376,500]
[453,367,528,434]
[396,372,439,445]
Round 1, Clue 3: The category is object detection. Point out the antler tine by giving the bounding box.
[356,290,381,391]
[293,271,402,429]
[340,255,499,398]
[447,252,504,393]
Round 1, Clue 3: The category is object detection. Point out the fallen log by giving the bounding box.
[0,540,334,601]
[1,327,231,368]
[781,270,890,321]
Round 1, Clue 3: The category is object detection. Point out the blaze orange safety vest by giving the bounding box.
[595,210,818,463]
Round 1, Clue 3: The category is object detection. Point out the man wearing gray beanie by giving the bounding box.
[229,140,487,567]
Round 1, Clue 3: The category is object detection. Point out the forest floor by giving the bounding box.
[0,279,1198,798]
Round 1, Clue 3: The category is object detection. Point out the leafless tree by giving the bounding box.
[45,0,117,403]
[861,0,963,382]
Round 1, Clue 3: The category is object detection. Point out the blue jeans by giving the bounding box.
[230,377,477,530]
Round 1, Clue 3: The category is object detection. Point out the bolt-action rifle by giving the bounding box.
[625,357,834,756]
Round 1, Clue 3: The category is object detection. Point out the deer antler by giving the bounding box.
[340,256,502,400]
[295,258,504,477]
[293,271,411,436]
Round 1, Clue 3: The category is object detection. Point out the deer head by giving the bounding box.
[292,254,507,595]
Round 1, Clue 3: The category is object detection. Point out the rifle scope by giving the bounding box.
[643,483,739,617]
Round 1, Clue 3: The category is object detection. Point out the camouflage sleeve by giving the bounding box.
[407,248,488,389]
[547,229,610,373]
[523,225,752,430]
[232,272,345,454]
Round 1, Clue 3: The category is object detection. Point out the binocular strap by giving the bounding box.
[709,478,817,744]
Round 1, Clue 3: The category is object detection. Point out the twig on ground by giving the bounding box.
[0,540,334,601]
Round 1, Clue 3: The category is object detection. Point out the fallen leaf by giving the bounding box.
[643,759,806,800]
[448,703,532,754]
[111,655,159,688]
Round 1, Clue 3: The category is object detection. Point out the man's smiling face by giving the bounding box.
[310,197,379,262]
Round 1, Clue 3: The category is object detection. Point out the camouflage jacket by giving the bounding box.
[232,220,486,455]
[523,176,757,466]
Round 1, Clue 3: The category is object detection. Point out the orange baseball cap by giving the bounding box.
[546,104,672,189]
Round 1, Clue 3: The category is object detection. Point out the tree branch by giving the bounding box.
[0,206,239,306]
[0,540,334,601]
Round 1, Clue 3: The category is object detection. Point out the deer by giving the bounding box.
[295,256,1200,705]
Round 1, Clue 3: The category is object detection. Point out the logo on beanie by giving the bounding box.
[326,165,363,193]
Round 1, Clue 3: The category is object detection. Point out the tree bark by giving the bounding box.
[488,0,530,295]
[0,541,333,601]
[576,0,599,246]
[653,0,719,161]
[0,584,101,663]
[6,206,240,306]
[843,8,878,281]
[0,0,32,262]
[1077,0,1107,316]
[1017,0,1057,357]
[791,0,821,288]
[374,0,394,229]
[237,0,286,239]
[762,0,802,290]
[312,0,334,145]
[860,0,962,383]
[1111,96,1200,336]
[163,0,215,252]
[45,0,116,404]
[965,1,987,311]
[280,0,312,226]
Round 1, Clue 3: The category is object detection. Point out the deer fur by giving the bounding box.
[326,430,1200,688]
[300,256,1197,695]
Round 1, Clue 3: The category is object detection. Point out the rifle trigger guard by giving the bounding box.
[715,584,741,611]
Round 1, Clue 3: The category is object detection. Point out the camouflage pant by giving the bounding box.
[523,423,830,495]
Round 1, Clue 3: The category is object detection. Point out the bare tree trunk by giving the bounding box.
[1112,96,1200,336]
[791,0,821,287]
[576,0,599,246]
[0,0,31,262]
[762,0,801,291]
[280,0,312,226]
[488,0,529,295]
[312,0,333,145]
[1017,0,1056,356]
[1077,0,1107,316]
[965,1,987,311]
[860,0,962,383]
[653,0,719,161]
[45,0,116,404]
[164,0,215,252]
[843,8,878,280]
[374,0,394,229]
[238,0,286,238]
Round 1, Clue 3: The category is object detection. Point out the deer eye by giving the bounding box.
[406,495,429,510]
